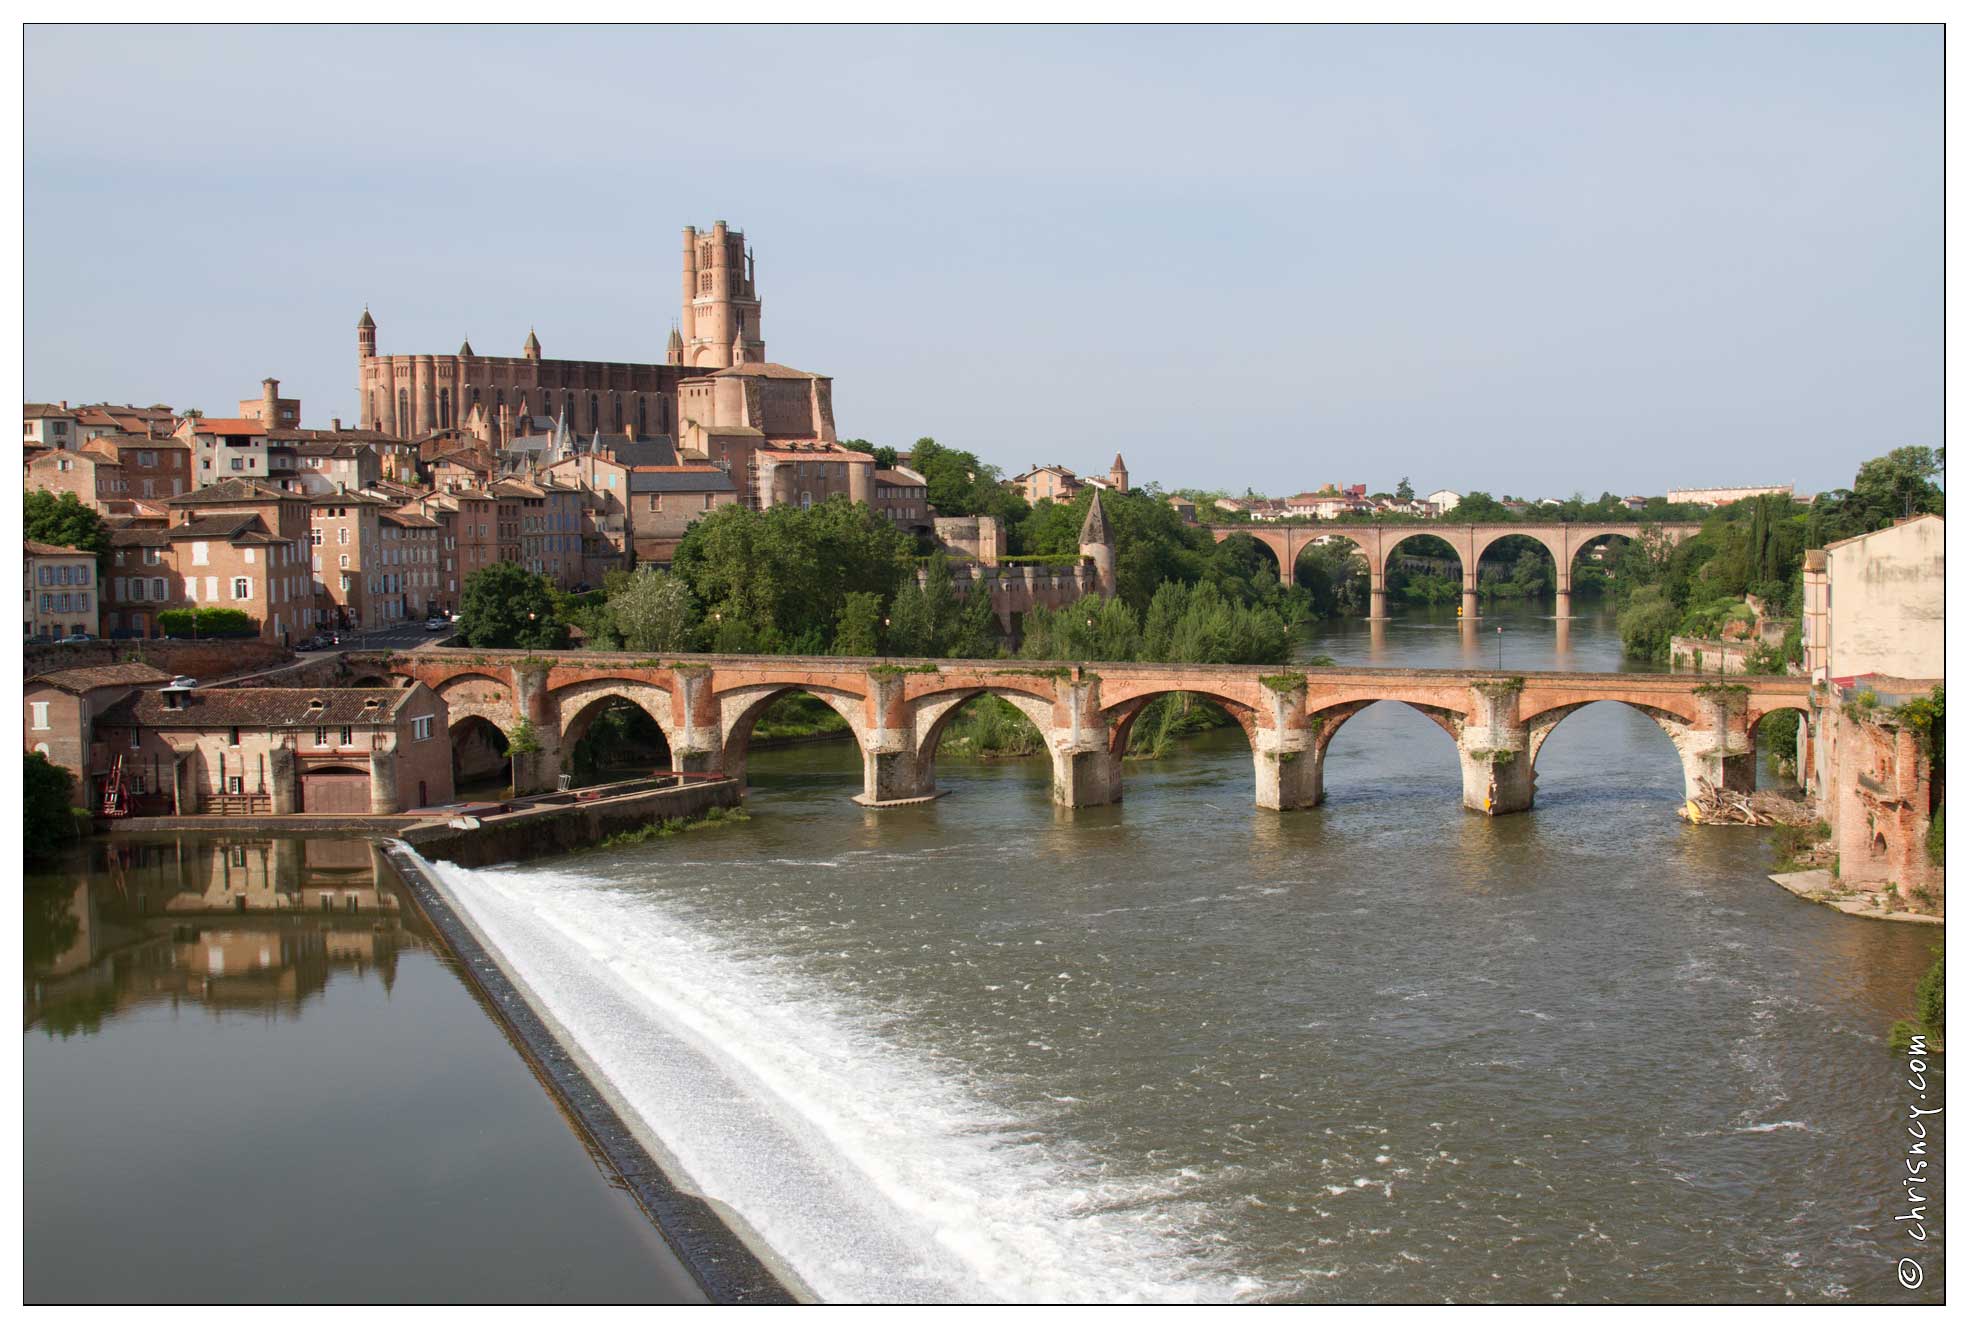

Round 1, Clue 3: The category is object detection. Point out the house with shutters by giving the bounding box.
[94,682,454,816]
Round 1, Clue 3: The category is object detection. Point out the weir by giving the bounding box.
[363,648,1811,817]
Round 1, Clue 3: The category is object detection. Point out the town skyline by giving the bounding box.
[24,24,1938,498]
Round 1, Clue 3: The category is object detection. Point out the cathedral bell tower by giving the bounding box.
[681,220,764,368]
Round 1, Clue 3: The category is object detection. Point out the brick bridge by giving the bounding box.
[356,647,1811,815]
[1207,522,1703,620]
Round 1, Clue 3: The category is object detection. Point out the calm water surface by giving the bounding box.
[421,601,1946,1302]
[23,836,702,1304]
[26,601,1944,1303]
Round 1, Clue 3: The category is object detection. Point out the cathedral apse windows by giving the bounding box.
[397,389,409,432]
[438,388,452,430]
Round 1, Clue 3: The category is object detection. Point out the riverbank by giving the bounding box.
[1767,870,1944,925]
[381,842,799,1305]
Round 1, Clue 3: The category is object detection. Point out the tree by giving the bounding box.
[457,562,570,648]
[1396,477,1415,503]
[833,592,884,656]
[25,752,76,862]
[672,498,913,653]
[1447,491,1513,522]
[871,446,900,470]
[24,491,111,571]
[610,570,698,652]
[946,579,1000,659]
[1844,446,1944,528]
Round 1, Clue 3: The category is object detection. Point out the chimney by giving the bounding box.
[262,377,279,427]
[331,417,342,432]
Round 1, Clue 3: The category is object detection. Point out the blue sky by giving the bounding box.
[25,24,1939,498]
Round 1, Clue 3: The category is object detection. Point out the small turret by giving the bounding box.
[1079,490,1116,597]
[666,324,684,366]
[523,328,541,362]
[458,338,475,357]
[731,312,748,366]
[1109,452,1129,493]
[357,306,376,359]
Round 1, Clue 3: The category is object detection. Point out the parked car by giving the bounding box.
[425,616,450,632]
[58,632,94,644]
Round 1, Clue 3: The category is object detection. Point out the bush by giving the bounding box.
[25,752,78,862]
[156,607,258,638]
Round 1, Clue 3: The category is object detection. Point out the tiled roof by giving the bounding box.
[25,540,90,557]
[185,418,267,436]
[27,662,172,694]
[24,403,76,419]
[756,443,874,463]
[99,686,425,729]
[167,478,297,506]
[604,438,679,467]
[383,510,439,528]
[708,361,827,380]
[874,469,924,487]
[628,468,736,494]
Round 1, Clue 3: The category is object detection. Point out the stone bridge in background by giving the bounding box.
[354,647,1812,816]
[1206,522,1704,619]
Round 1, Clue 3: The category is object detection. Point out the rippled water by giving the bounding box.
[430,601,1943,1303]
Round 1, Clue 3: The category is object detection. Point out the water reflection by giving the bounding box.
[25,836,419,1036]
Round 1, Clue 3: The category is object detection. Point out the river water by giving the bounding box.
[25,601,1944,1303]
[423,600,1945,1303]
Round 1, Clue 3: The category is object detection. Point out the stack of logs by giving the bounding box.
[1679,779,1817,827]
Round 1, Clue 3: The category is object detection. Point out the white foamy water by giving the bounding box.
[418,851,1258,1304]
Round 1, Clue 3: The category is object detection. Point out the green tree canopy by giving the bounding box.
[24,491,111,571]
[457,562,570,648]
[671,497,913,654]
[610,569,699,652]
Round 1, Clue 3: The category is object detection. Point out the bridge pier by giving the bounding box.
[1461,569,1480,623]
[1458,679,1532,815]
[1052,745,1121,807]
[1253,730,1320,810]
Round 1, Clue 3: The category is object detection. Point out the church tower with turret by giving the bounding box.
[681,220,764,368]
[1080,490,1117,598]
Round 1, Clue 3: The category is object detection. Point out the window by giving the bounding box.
[314,726,329,747]
[411,714,433,741]
[339,527,349,545]
[29,702,49,731]
[648,494,661,512]
[143,547,162,566]
[151,578,165,600]
[339,554,349,569]
[130,579,146,602]
[228,727,241,746]
[243,547,255,565]
[339,726,352,746]
[233,577,251,600]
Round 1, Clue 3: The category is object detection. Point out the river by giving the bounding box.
[24,600,1943,1302]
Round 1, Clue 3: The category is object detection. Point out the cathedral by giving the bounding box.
[355,221,840,500]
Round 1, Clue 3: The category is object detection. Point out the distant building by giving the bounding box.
[1008,464,1082,505]
[25,541,100,641]
[1666,483,1792,507]
[1424,488,1462,515]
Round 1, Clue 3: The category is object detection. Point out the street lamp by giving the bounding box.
[1495,625,1504,670]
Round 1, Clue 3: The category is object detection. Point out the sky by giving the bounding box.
[24,24,1940,499]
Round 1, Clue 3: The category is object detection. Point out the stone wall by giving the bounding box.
[401,777,741,868]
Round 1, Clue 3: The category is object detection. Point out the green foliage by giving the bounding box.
[458,563,570,649]
[908,438,1029,527]
[1447,491,1514,522]
[610,570,698,653]
[506,718,543,755]
[751,694,851,742]
[1757,709,1801,768]
[155,607,257,638]
[23,490,111,571]
[940,695,1045,757]
[1617,585,1682,662]
[832,591,884,657]
[1139,580,1294,666]
[1889,945,1944,1050]
[1892,685,1944,761]
[1927,804,1943,868]
[1395,477,1414,502]
[673,497,913,655]
[26,753,79,862]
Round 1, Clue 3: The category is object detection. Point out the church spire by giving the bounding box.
[523,327,541,361]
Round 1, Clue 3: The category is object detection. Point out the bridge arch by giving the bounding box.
[1525,699,1708,805]
[433,672,523,737]
[716,682,872,789]
[910,687,1058,793]
[1307,698,1466,806]
[1380,531,1466,610]
[449,713,513,795]
[552,679,679,779]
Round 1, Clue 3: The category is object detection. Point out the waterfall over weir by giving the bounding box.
[416,850,1255,1304]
